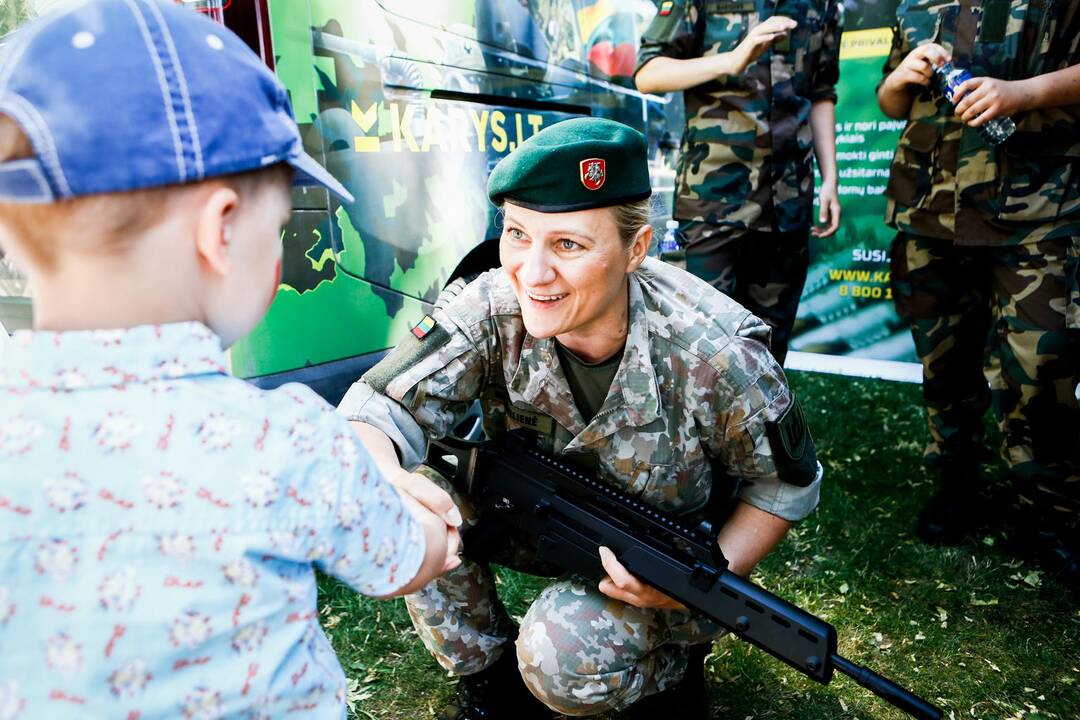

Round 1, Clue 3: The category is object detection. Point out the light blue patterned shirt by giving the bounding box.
[0,322,424,719]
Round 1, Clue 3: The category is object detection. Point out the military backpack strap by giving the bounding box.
[763,394,818,488]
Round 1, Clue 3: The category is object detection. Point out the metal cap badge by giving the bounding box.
[580,158,606,191]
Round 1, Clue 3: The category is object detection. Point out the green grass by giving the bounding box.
[318,371,1080,720]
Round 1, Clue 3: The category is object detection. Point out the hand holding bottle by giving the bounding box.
[935,62,1016,144]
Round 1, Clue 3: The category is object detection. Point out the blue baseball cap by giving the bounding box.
[0,0,352,203]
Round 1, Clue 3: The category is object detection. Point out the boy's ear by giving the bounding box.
[194,185,240,277]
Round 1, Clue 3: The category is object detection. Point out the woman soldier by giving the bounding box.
[338,117,822,719]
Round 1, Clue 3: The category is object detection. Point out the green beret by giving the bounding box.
[487,117,652,212]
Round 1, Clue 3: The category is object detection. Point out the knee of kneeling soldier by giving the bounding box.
[515,617,642,714]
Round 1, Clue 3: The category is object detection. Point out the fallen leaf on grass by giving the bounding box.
[984,658,1002,673]
[1009,571,1043,588]
[914,632,926,641]
[839,583,849,594]
[970,595,998,606]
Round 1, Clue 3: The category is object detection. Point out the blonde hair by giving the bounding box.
[0,115,291,272]
[610,196,653,246]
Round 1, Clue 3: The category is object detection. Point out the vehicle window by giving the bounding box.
[374,0,655,81]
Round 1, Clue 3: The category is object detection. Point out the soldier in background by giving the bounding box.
[878,1,1080,594]
[634,0,843,365]
[339,118,822,718]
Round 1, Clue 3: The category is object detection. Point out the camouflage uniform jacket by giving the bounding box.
[636,0,843,234]
[883,0,1080,245]
[338,257,821,522]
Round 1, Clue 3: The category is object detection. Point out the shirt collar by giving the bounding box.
[510,273,662,444]
[1,322,228,392]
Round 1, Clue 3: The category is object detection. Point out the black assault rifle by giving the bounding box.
[428,431,943,720]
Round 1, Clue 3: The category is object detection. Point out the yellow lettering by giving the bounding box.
[527,113,544,137]
[515,112,524,145]
[471,109,489,152]
[491,111,508,153]
[391,102,419,152]
[351,100,380,153]
[446,107,472,153]
[421,106,444,152]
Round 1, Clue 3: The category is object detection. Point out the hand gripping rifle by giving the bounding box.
[427,432,943,720]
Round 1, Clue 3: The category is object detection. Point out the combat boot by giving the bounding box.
[915,461,994,545]
[999,513,1080,599]
[625,643,710,719]
[437,643,553,720]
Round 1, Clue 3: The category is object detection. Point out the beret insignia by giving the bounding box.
[580,158,606,191]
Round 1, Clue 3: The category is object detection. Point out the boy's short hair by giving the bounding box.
[0,114,292,273]
[0,0,351,272]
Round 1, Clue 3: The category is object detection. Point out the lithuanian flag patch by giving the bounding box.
[659,1,674,15]
[411,314,437,339]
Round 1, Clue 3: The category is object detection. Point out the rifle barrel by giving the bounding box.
[832,655,943,720]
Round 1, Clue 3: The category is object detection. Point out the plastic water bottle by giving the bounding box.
[935,61,1015,145]
[659,220,681,254]
[658,220,686,269]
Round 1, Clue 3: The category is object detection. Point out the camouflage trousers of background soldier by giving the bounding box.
[404,467,725,716]
[679,221,810,366]
[890,232,1080,533]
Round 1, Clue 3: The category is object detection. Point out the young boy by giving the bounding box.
[0,1,461,717]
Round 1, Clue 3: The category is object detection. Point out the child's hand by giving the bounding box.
[731,16,797,75]
[389,470,463,575]
[388,470,463,528]
[888,42,950,92]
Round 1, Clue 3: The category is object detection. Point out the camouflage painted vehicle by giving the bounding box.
[207,0,678,402]
[0,0,676,399]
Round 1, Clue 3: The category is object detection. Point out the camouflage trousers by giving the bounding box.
[890,232,1080,530]
[679,222,810,365]
[404,468,724,716]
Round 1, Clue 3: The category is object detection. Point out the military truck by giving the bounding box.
[195,0,677,402]
[0,0,676,400]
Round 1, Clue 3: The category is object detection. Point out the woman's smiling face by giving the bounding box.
[499,202,647,355]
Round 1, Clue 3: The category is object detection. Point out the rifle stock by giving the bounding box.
[427,432,943,720]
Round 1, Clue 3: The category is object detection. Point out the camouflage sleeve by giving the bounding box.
[703,315,822,522]
[634,0,701,78]
[808,0,842,103]
[878,21,908,92]
[337,282,491,470]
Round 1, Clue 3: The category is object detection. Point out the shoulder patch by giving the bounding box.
[764,396,817,487]
[364,321,453,395]
[642,0,689,43]
[411,314,438,339]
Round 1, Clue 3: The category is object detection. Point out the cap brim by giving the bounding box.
[288,151,354,203]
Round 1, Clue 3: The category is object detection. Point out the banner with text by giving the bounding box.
[787,1,920,382]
